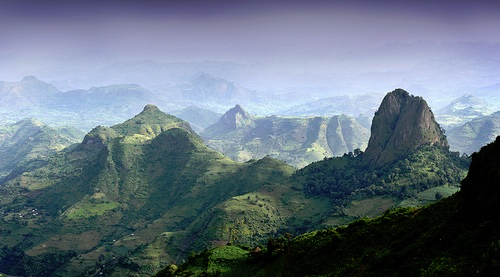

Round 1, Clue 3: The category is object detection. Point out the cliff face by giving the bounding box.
[202,105,370,168]
[203,105,255,137]
[219,104,255,130]
[363,89,448,167]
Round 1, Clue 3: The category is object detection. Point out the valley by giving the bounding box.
[2,1,500,275]
[0,89,473,276]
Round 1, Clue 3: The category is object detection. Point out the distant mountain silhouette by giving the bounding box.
[447,111,500,155]
[436,94,496,127]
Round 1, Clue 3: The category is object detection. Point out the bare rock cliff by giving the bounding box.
[363,89,448,167]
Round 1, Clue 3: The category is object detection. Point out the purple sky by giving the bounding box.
[1,0,500,81]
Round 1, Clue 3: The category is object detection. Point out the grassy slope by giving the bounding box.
[158,182,495,277]
[0,103,472,276]
[154,137,500,277]
[0,119,83,180]
[0,106,296,276]
[203,115,369,169]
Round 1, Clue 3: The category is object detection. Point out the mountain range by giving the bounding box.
[435,94,498,128]
[0,105,295,276]
[0,118,83,181]
[0,89,470,276]
[202,105,370,168]
[159,135,500,276]
[41,42,500,105]
[281,93,384,119]
[0,76,167,131]
[0,75,376,132]
[446,111,500,155]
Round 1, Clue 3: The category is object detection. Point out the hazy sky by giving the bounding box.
[1,0,500,81]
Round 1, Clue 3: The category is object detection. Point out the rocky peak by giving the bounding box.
[363,89,448,167]
[217,104,254,130]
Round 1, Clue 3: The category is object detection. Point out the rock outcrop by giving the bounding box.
[363,89,448,168]
[203,105,255,137]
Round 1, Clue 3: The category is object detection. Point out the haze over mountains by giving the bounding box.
[0,90,471,276]
[2,69,500,161]
[2,0,500,276]
[3,41,500,113]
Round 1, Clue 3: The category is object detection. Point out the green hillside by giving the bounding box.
[0,118,83,181]
[0,91,473,276]
[155,136,500,277]
[0,105,295,276]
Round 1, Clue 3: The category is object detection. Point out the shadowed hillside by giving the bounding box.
[155,136,500,277]
[0,105,294,276]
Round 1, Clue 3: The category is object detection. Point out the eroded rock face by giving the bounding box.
[212,104,255,132]
[363,89,448,168]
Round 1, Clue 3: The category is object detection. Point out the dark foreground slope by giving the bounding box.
[156,135,500,277]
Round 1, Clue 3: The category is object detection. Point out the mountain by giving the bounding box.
[0,105,294,276]
[46,84,166,130]
[202,105,370,168]
[50,84,160,112]
[185,73,258,103]
[282,93,384,119]
[435,94,496,127]
[156,134,500,277]
[161,73,268,113]
[154,72,315,115]
[0,90,470,276]
[0,76,168,131]
[57,60,262,91]
[0,76,60,108]
[190,90,468,252]
[446,111,500,155]
[202,104,255,135]
[363,89,448,168]
[0,118,83,181]
[169,106,222,133]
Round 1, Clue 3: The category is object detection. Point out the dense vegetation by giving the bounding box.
[295,145,469,205]
[0,106,296,276]
[0,118,83,181]
[0,92,479,276]
[155,136,500,277]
